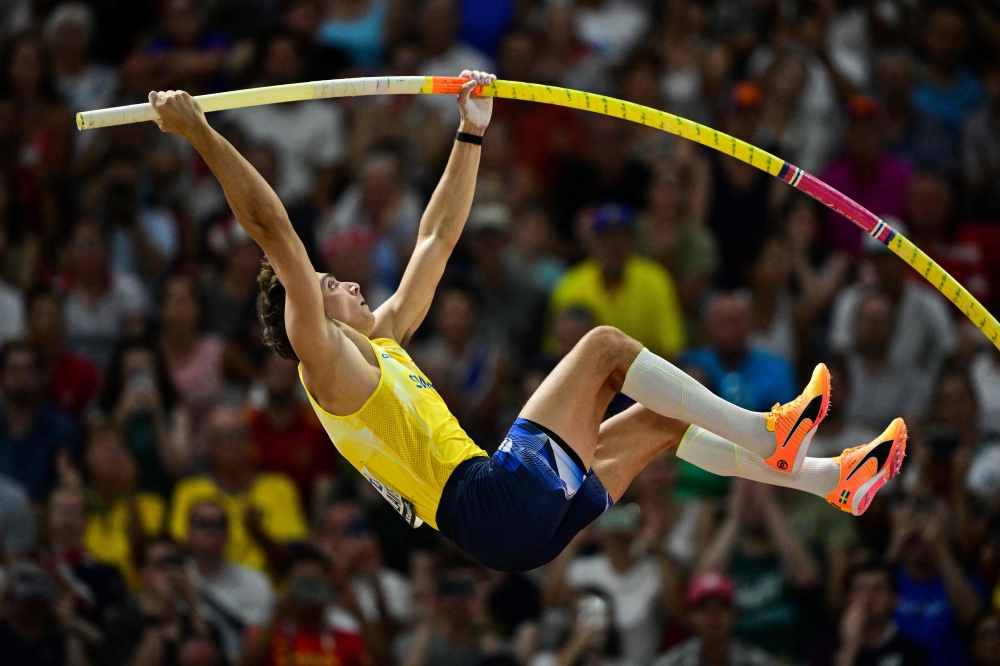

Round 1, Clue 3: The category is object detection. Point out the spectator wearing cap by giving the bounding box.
[653,571,773,666]
[819,95,914,258]
[226,33,347,210]
[697,480,820,658]
[828,219,958,377]
[703,82,776,290]
[543,503,673,666]
[465,201,548,364]
[169,403,308,572]
[548,202,686,360]
[0,341,79,502]
[0,561,70,665]
[809,562,928,666]
[185,500,275,664]
[248,354,337,510]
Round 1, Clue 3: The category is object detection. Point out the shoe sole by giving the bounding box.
[850,425,907,516]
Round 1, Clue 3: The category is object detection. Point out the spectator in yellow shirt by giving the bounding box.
[170,403,308,572]
[80,422,165,589]
[549,203,686,358]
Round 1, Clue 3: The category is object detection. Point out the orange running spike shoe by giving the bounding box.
[764,363,831,473]
[827,418,907,516]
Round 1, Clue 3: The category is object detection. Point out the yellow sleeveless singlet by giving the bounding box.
[299,337,487,529]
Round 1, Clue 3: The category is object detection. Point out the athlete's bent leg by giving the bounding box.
[518,326,643,468]
[590,404,688,501]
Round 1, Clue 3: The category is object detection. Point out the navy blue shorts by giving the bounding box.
[436,418,613,572]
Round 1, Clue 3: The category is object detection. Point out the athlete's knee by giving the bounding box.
[580,326,642,368]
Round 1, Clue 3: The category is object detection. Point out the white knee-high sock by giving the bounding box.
[621,348,777,460]
[676,425,840,498]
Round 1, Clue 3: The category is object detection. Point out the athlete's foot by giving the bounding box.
[826,418,907,516]
[764,363,831,473]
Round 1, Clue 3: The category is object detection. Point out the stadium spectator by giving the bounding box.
[887,497,985,666]
[0,472,35,559]
[394,563,487,666]
[0,561,72,666]
[962,67,1000,218]
[26,290,99,419]
[169,403,308,571]
[463,201,547,363]
[808,561,929,666]
[681,292,797,412]
[412,282,504,444]
[100,339,188,497]
[0,223,25,348]
[0,341,78,501]
[971,614,1000,666]
[41,484,128,652]
[44,2,118,155]
[653,571,773,666]
[549,202,685,359]
[136,0,230,94]
[639,165,718,324]
[530,587,633,666]
[703,82,773,289]
[80,422,166,589]
[184,500,275,664]
[316,0,392,69]
[418,0,494,124]
[91,150,180,288]
[158,274,225,440]
[248,354,335,508]
[829,223,958,375]
[697,480,820,657]
[544,503,668,665]
[227,32,347,210]
[915,6,984,134]
[100,537,221,666]
[906,173,991,303]
[59,220,147,372]
[312,500,412,628]
[840,290,935,429]
[242,546,367,666]
[877,51,958,177]
[819,95,913,258]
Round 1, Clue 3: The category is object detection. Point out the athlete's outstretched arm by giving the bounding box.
[372,70,495,343]
[150,91,370,404]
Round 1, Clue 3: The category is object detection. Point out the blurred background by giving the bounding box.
[1,0,1000,664]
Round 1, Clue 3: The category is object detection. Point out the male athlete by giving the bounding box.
[149,70,905,572]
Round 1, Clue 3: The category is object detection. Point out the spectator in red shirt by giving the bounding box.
[905,172,991,304]
[242,546,367,666]
[26,290,99,419]
[249,354,337,508]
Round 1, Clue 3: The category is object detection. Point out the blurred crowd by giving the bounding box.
[2,0,1000,665]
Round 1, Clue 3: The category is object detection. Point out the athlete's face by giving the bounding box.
[317,272,375,335]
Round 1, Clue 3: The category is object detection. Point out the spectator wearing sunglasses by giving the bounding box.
[185,500,275,664]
